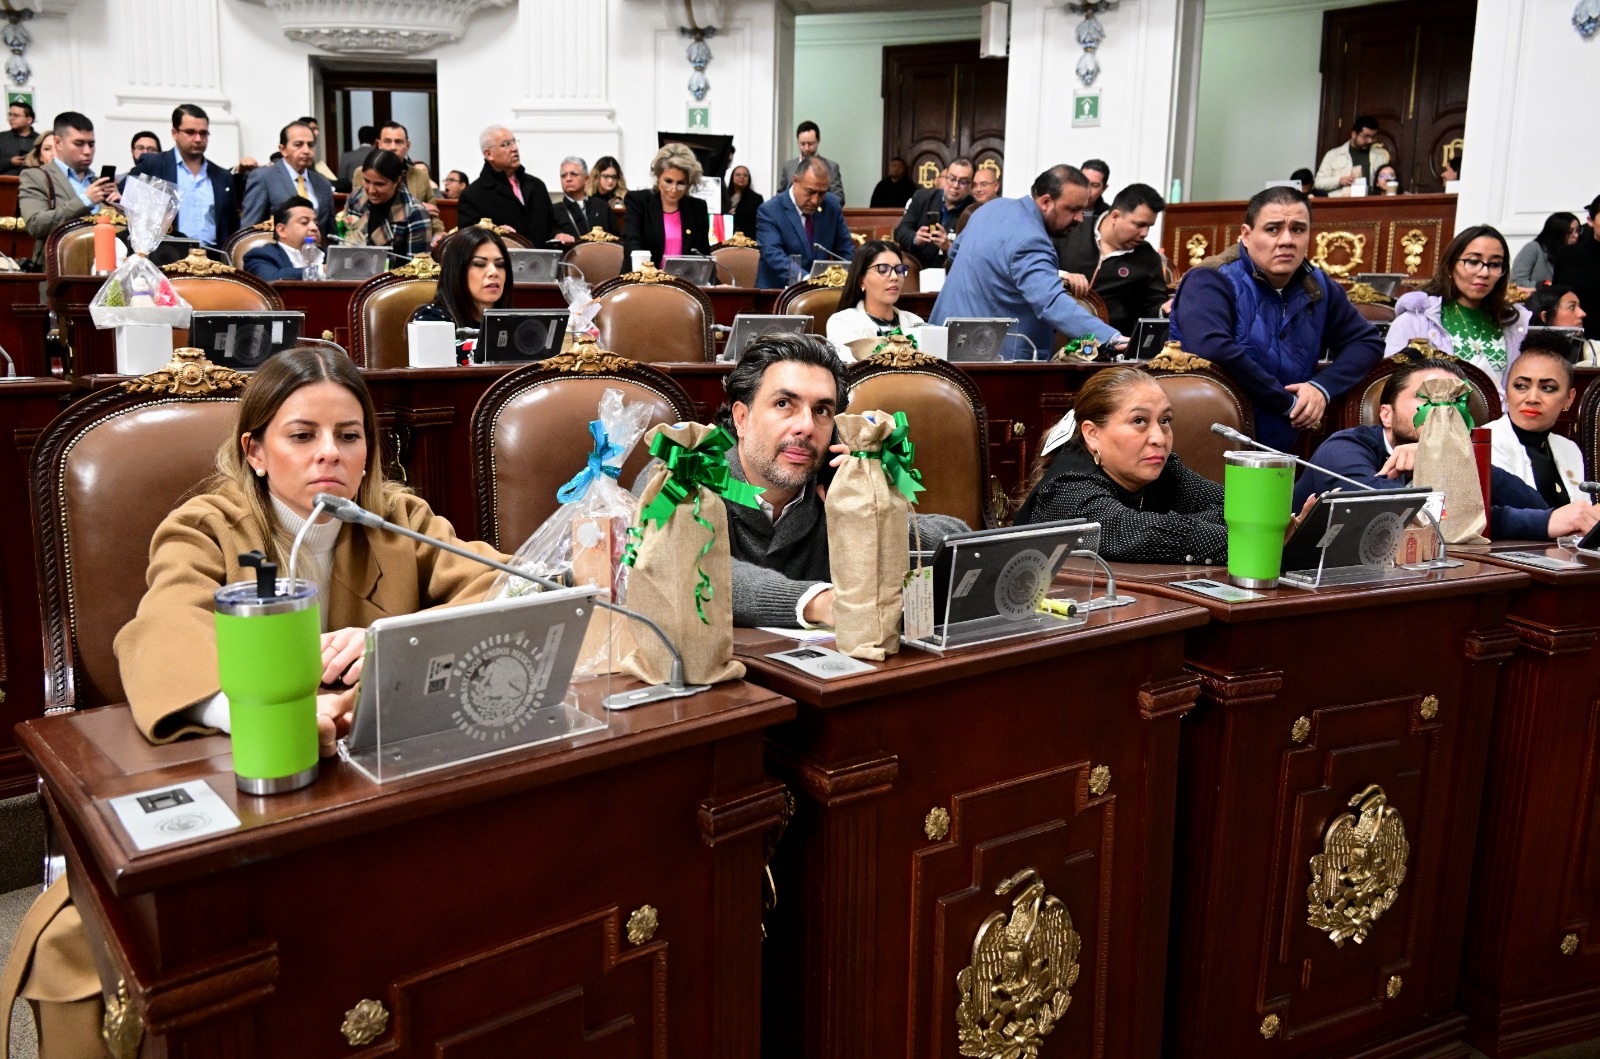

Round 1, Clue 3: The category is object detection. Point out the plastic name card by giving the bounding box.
[407,320,456,368]
[902,565,934,641]
[766,645,876,680]
[1173,577,1269,603]
[106,779,241,852]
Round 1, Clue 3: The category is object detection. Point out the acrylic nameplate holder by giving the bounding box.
[1277,489,1452,590]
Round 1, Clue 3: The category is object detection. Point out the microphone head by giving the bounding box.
[312,492,361,521]
[1582,480,1600,495]
[1210,422,1244,442]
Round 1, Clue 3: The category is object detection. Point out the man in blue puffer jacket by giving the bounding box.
[1169,186,1382,449]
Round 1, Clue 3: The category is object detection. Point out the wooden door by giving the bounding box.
[883,41,1008,191]
[1317,0,1475,193]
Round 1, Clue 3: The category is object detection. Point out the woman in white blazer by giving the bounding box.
[1487,335,1590,508]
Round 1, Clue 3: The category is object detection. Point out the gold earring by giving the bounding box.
[1091,449,1101,467]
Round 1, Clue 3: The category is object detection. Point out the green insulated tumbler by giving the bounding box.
[1223,451,1295,589]
[214,553,322,794]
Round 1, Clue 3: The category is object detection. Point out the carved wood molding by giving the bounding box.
[1139,672,1202,721]
[697,780,789,846]
[140,942,280,1035]
[1464,628,1520,664]
[1191,666,1284,706]
[1506,616,1599,657]
[782,751,899,807]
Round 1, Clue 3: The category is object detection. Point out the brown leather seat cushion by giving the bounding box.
[170,275,283,347]
[848,373,985,528]
[783,286,843,336]
[483,377,687,548]
[565,242,624,285]
[61,398,238,707]
[1157,374,1248,484]
[593,284,710,362]
[361,279,438,369]
[710,246,759,288]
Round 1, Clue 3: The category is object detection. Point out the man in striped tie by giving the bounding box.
[240,120,335,235]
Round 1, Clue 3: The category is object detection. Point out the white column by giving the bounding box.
[106,0,239,161]
[510,0,622,180]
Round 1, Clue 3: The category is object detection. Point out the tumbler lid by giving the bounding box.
[1224,450,1296,469]
[215,578,318,617]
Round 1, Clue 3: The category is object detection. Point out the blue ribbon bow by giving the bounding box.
[555,420,625,503]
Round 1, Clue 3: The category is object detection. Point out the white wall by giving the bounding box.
[1190,0,1372,202]
[791,8,982,205]
[1455,0,1600,244]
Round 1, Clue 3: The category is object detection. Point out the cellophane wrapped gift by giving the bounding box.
[88,175,192,329]
[620,422,759,687]
[825,410,919,659]
[488,389,654,675]
[1412,376,1487,544]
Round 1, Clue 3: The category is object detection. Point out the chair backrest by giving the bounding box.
[1578,373,1600,482]
[225,222,277,270]
[846,341,994,528]
[348,257,442,368]
[44,214,124,279]
[435,222,531,258]
[1144,346,1256,484]
[1339,352,1501,430]
[774,280,845,336]
[900,254,921,295]
[710,244,759,288]
[590,271,714,362]
[1352,301,1396,323]
[564,241,624,285]
[471,341,698,549]
[31,350,245,710]
[163,254,286,347]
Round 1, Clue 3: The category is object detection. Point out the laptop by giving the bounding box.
[509,248,562,283]
[1129,317,1170,359]
[928,519,1091,628]
[343,587,602,780]
[725,314,810,361]
[324,245,390,281]
[945,317,1015,362]
[188,311,305,369]
[477,309,569,363]
[661,255,717,286]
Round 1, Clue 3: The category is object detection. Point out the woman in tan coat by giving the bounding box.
[114,345,505,751]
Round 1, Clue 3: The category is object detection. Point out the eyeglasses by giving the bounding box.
[868,263,910,276]
[494,138,518,149]
[1457,256,1505,274]
[947,176,973,187]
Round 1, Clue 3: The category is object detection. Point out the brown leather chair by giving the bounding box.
[589,271,714,362]
[1577,376,1600,482]
[163,252,286,347]
[900,254,921,295]
[1052,289,1111,351]
[1144,346,1256,484]
[43,214,124,279]
[846,342,995,529]
[564,241,624,285]
[774,279,845,336]
[471,342,698,549]
[435,222,531,258]
[1352,301,1397,323]
[225,222,277,270]
[1339,352,1501,430]
[709,244,759,288]
[348,257,441,368]
[30,350,245,710]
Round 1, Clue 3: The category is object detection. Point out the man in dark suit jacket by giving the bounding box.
[754,157,854,288]
[551,155,610,244]
[243,196,320,281]
[130,104,237,247]
[457,124,554,245]
[239,121,335,235]
[894,157,975,269]
[337,125,375,193]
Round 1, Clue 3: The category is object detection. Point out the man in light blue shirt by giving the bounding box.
[132,105,238,246]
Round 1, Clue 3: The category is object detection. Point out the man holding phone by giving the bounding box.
[894,156,975,270]
[19,111,120,242]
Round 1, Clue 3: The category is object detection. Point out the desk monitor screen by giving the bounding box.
[661,256,717,286]
[325,245,390,281]
[726,314,810,361]
[189,311,305,369]
[1130,318,1170,359]
[1280,486,1430,574]
[1524,326,1585,362]
[929,518,1092,627]
[478,309,568,363]
[946,317,1015,362]
[509,248,562,283]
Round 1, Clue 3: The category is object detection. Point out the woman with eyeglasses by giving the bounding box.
[585,155,626,236]
[623,142,710,267]
[825,238,925,360]
[1384,224,1530,387]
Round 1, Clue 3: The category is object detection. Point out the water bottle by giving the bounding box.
[302,235,325,281]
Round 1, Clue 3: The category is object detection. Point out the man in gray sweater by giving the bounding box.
[719,334,967,628]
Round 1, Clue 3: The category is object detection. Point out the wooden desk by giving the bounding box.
[1111,561,1524,1058]
[734,593,1209,1058]
[1456,544,1600,1056]
[0,271,50,376]
[19,680,793,1057]
[0,174,34,263]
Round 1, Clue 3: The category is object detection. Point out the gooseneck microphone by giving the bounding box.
[311,494,708,707]
[1210,423,1377,492]
[811,241,847,261]
[1581,480,1600,496]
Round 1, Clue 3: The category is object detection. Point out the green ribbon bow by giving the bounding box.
[1413,392,1475,430]
[625,425,763,623]
[850,411,925,504]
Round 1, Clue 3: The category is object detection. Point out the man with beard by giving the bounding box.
[718,334,968,628]
[1292,355,1595,540]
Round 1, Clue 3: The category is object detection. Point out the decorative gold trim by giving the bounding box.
[1185,233,1209,268]
[917,159,940,189]
[0,217,22,232]
[1441,138,1463,170]
[251,219,274,232]
[813,264,848,288]
[321,329,335,341]
[850,231,867,246]
[119,348,248,395]
[1419,695,1439,721]
[627,904,659,945]
[544,334,633,374]
[1307,783,1410,947]
[1259,1014,1281,1039]
[1011,421,1026,438]
[1561,933,1580,956]
[1400,229,1429,275]
[978,157,1002,179]
[1506,284,1531,305]
[956,868,1080,1057]
[1088,765,1111,796]
[162,248,238,276]
[719,230,757,249]
[862,333,935,370]
[620,261,672,283]
[1346,281,1394,306]
[1311,230,1367,277]
[579,225,621,243]
[390,252,440,279]
[1386,975,1403,999]
[925,807,951,841]
[340,998,389,1046]
[1147,345,1214,373]
[1404,337,1444,359]
[1291,716,1311,743]
[101,979,142,1059]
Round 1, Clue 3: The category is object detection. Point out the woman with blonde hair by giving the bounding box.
[623,142,710,267]
[22,131,56,168]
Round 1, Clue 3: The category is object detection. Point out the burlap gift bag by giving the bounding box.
[825,410,925,659]
[1411,376,1488,544]
[621,423,759,686]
